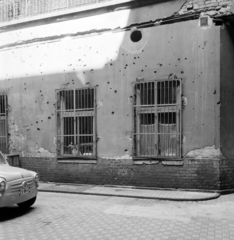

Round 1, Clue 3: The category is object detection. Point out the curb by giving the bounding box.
[38,188,221,201]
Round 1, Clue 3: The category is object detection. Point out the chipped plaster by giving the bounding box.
[185,145,225,159]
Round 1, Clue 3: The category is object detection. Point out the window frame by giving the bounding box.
[132,79,182,160]
[55,87,97,160]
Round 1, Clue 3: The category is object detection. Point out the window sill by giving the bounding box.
[133,157,183,165]
[133,157,183,161]
[58,159,97,164]
[57,156,97,164]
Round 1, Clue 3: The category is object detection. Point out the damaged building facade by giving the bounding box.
[0,0,234,190]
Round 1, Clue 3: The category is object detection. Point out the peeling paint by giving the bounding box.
[102,154,132,160]
[37,147,54,157]
[96,101,103,108]
[134,160,159,165]
[186,145,224,160]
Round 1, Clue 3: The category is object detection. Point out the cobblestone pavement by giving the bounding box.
[1,192,234,240]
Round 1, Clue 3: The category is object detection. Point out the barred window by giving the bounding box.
[133,80,182,158]
[56,88,96,158]
[0,95,8,154]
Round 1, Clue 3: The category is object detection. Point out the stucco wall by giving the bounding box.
[0,3,221,159]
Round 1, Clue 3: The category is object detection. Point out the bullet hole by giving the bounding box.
[114,90,117,93]
[138,57,140,59]
[145,65,147,67]
[48,117,51,119]
[41,95,43,97]
[40,90,42,92]
[133,62,135,64]
[47,102,49,104]
[213,90,216,94]
[178,58,180,61]
[24,88,26,90]
[154,71,157,73]
[127,114,129,116]
[185,58,187,60]
[110,63,113,66]
[130,30,142,42]
[36,121,38,123]
[125,149,128,152]
[90,69,94,72]
[52,114,54,116]
[159,64,163,67]
[24,83,26,85]
[119,70,122,72]
[37,128,40,131]
[142,50,144,52]
[41,120,43,122]
[134,57,136,59]
[110,88,112,90]
[112,112,114,114]
[35,101,37,103]
[181,71,184,74]
[107,82,110,84]
[96,84,99,87]
[141,70,144,72]
[217,101,221,105]
[122,54,124,56]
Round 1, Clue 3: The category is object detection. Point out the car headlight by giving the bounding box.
[0,178,6,192]
[33,173,39,186]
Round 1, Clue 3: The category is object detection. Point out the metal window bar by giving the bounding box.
[56,87,96,157]
[0,0,113,23]
[133,79,182,158]
[0,95,8,154]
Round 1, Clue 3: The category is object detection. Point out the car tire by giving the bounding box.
[17,196,37,208]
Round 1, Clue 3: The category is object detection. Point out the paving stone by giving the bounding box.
[1,192,234,239]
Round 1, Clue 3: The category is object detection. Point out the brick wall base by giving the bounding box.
[19,157,234,191]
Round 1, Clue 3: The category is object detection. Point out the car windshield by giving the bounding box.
[0,152,7,165]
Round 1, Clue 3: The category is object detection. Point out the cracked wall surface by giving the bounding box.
[177,0,234,16]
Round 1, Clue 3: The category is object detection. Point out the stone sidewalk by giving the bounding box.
[38,182,220,201]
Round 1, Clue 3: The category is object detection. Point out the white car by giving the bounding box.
[0,152,39,208]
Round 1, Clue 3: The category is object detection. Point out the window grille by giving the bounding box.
[0,95,8,154]
[133,79,182,158]
[56,87,96,158]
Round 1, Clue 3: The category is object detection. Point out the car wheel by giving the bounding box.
[17,197,37,208]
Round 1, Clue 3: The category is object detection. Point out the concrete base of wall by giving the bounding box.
[19,157,234,191]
